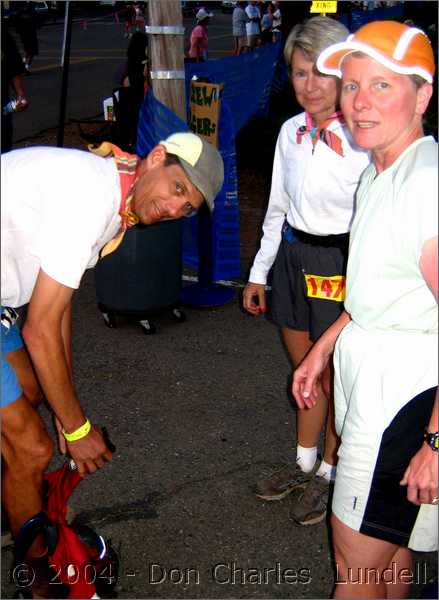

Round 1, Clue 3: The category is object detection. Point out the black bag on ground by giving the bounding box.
[94,220,182,316]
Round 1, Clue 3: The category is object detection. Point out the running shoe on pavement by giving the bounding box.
[289,474,330,526]
[254,462,314,501]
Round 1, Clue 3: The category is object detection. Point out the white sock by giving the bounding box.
[296,444,318,473]
[316,459,336,482]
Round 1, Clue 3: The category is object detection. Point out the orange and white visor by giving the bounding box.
[317,20,435,83]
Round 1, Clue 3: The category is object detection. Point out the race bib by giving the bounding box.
[304,274,345,302]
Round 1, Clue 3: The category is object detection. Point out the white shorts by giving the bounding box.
[332,321,438,551]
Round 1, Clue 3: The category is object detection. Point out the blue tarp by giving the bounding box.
[185,40,284,133]
[137,91,240,280]
[339,4,404,30]
[182,100,240,280]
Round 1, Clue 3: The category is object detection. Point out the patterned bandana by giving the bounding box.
[296,111,345,157]
[89,142,141,258]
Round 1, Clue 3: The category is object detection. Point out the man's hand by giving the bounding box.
[292,343,331,409]
[243,282,266,315]
[400,443,438,506]
[66,427,113,478]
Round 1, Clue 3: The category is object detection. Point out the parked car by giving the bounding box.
[221,0,237,13]
[33,1,49,17]
[33,1,48,11]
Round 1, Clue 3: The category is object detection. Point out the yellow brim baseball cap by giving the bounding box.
[317,20,435,83]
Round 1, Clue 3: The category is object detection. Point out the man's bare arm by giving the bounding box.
[22,269,112,476]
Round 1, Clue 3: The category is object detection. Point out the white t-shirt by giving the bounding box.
[245,4,261,36]
[1,146,122,308]
[249,112,370,285]
[345,136,438,333]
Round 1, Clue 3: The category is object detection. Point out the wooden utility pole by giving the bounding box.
[147,0,186,122]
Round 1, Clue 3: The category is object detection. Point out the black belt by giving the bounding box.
[290,226,349,249]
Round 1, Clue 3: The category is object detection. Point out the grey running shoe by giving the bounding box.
[254,463,313,501]
[289,474,330,525]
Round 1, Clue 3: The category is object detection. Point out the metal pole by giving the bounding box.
[60,1,69,67]
[57,1,73,147]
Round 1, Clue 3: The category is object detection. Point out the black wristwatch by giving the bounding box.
[423,430,439,452]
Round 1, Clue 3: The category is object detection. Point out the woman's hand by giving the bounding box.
[401,390,438,505]
[292,342,331,409]
[243,282,266,316]
[400,442,438,506]
[292,310,351,408]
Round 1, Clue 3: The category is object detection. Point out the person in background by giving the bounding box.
[132,1,145,33]
[1,21,29,154]
[115,31,149,95]
[232,1,247,55]
[1,132,224,598]
[113,30,149,152]
[15,1,39,73]
[188,7,213,62]
[245,1,261,49]
[272,1,282,42]
[260,2,274,45]
[123,1,136,39]
[243,17,369,525]
[48,1,58,24]
[294,20,437,598]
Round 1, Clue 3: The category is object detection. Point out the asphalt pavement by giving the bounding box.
[1,271,437,599]
[1,268,334,599]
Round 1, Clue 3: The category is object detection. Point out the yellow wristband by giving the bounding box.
[63,419,92,442]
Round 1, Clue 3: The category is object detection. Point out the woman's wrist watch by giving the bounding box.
[423,430,439,452]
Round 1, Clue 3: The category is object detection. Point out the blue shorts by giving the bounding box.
[1,309,24,408]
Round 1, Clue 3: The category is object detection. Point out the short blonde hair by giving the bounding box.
[284,16,349,73]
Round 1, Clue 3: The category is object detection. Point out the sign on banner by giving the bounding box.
[310,1,337,14]
[188,81,223,148]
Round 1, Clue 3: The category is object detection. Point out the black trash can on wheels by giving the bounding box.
[94,219,186,334]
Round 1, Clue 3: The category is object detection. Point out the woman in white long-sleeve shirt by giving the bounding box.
[243,16,369,525]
